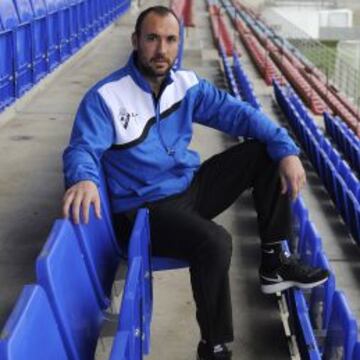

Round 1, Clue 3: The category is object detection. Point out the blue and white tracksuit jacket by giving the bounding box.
[63,52,300,213]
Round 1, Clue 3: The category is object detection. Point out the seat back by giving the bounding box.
[109,331,130,360]
[13,0,34,23]
[73,205,121,308]
[0,13,16,110]
[323,290,358,360]
[0,284,68,360]
[292,196,309,254]
[309,251,336,331]
[299,220,322,266]
[30,0,47,17]
[111,257,143,360]
[36,219,103,360]
[27,0,48,82]
[292,289,322,360]
[128,209,152,354]
[43,0,58,13]
[353,342,360,360]
[4,0,33,96]
[0,0,20,30]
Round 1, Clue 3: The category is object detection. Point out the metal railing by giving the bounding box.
[236,0,360,108]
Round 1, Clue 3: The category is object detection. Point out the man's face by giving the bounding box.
[132,12,180,78]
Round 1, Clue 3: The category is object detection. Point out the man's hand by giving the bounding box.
[279,155,306,200]
[62,180,101,224]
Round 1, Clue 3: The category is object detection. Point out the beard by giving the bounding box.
[137,54,175,78]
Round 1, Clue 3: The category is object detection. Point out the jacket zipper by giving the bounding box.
[153,95,176,157]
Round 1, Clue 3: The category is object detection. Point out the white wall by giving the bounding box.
[270,7,352,38]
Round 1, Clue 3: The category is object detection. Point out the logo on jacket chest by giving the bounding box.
[118,107,139,129]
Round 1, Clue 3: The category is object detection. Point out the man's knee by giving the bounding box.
[197,225,233,267]
[235,140,269,160]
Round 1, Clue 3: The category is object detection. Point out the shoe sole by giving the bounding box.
[260,277,328,294]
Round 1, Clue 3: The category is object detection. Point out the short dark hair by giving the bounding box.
[134,6,180,37]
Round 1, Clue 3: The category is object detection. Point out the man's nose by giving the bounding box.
[157,38,167,54]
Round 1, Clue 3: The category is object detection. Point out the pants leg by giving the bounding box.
[191,140,292,244]
[148,206,234,345]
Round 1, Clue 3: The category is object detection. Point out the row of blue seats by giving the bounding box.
[218,40,262,111]
[288,89,360,182]
[0,166,125,358]
[218,41,242,100]
[0,165,189,359]
[274,80,360,246]
[290,196,360,359]
[216,33,359,358]
[0,0,130,112]
[324,112,360,176]
[232,51,262,110]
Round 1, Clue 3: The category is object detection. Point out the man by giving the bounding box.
[62,6,328,360]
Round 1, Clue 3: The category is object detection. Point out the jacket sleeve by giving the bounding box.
[193,79,300,162]
[63,89,114,188]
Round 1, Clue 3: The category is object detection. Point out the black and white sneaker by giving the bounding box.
[197,342,232,360]
[259,252,329,294]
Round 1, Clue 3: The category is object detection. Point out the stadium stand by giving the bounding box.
[1,0,360,359]
[0,0,130,113]
[229,0,360,136]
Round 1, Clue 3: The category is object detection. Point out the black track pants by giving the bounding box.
[114,140,292,345]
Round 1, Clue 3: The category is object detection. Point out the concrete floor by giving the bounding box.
[1,0,359,359]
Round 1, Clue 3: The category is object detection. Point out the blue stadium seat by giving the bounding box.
[347,172,360,199]
[353,342,360,359]
[97,0,107,29]
[299,220,322,266]
[345,190,360,245]
[0,0,32,97]
[232,51,261,109]
[324,112,335,140]
[291,289,321,360]
[86,0,99,37]
[98,169,189,272]
[111,256,143,360]
[0,284,68,360]
[127,208,189,353]
[56,0,71,61]
[127,209,152,354]
[323,290,358,360]
[337,158,351,183]
[292,196,309,253]
[73,0,89,44]
[28,0,48,82]
[0,13,16,111]
[66,0,81,52]
[309,251,336,332]
[42,0,61,70]
[118,0,130,18]
[10,0,34,96]
[325,113,360,174]
[72,205,121,309]
[36,219,104,360]
[109,331,130,360]
[331,166,348,221]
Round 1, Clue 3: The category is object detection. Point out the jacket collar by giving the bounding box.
[126,51,175,94]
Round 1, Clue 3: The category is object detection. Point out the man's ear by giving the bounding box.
[131,33,138,50]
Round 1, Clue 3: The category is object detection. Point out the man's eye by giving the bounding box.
[168,37,177,43]
[146,34,157,41]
